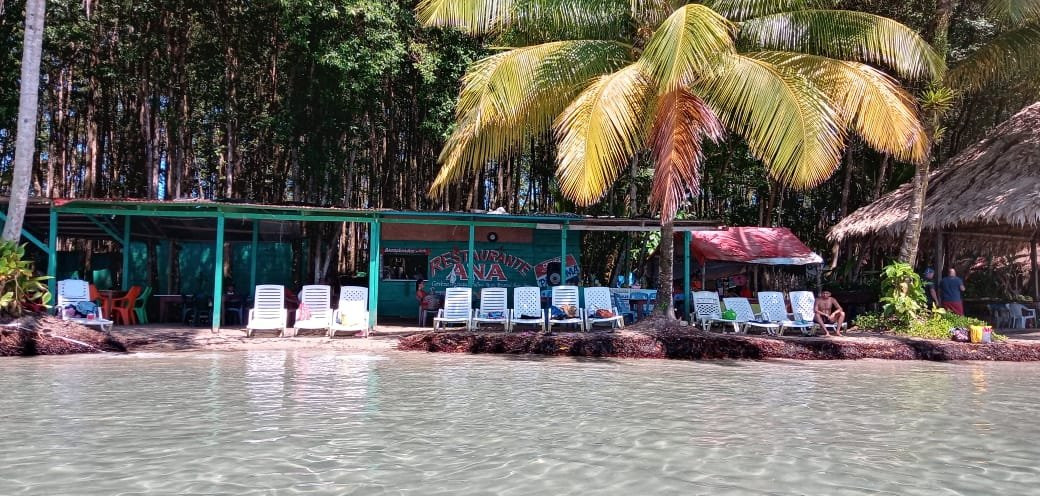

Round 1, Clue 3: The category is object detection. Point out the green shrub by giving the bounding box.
[852,311,903,332]
[879,262,926,321]
[0,241,51,316]
[855,309,1005,341]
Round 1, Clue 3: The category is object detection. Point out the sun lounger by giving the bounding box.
[331,286,369,337]
[472,287,510,331]
[510,286,546,332]
[433,287,472,331]
[247,284,288,337]
[294,285,332,336]
[584,287,624,330]
[548,285,584,332]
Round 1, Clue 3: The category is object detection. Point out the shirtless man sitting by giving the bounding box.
[813,290,845,336]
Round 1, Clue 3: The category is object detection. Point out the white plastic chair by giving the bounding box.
[790,291,846,336]
[722,297,756,334]
[331,286,369,337]
[548,285,584,332]
[433,287,473,331]
[510,286,546,332]
[1008,303,1037,329]
[692,291,725,331]
[584,287,624,330]
[247,285,288,337]
[472,287,510,331]
[293,285,332,336]
[758,291,812,336]
[56,279,112,331]
[57,279,91,308]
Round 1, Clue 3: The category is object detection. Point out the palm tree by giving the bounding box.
[2,0,47,242]
[418,0,942,318]
[899,0,1040,264]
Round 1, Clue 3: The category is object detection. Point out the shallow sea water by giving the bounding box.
[1,351,1038,495]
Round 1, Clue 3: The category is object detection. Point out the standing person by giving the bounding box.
[939,268,966,315]
[813,289,845,336]
[922,268,938,309]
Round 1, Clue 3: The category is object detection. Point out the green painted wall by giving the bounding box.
[377,229,581,319]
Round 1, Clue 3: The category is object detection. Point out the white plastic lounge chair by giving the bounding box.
[294,285,332,336]
[510,286,546,332]
[548,285,584,332]
[790,291,847,336]
[757,291,812,336]
[247,284,288,337]
[472,287,510,331]
[719,295,761,334]
[584,287,624,330]
[56,279,113,331]
[1008,303,1037,329]
[433,287,473,331]
[331,286,369,337]
[721,297,755,334]
[693,291,731,331]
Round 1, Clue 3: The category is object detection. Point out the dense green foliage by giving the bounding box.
[1,0,1039,282]
[854,309,998,341]
[0,241,51,316]
[880,262,926,320]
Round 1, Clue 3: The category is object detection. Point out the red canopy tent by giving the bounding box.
[688,227,823,266]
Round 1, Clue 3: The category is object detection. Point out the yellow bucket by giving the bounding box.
[969,325,985,344]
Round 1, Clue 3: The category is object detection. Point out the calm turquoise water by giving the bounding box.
[1,351,1038,495]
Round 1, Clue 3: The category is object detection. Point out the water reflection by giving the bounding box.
[2,354,1040,495]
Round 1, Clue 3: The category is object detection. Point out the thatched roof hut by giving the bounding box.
[830,102,1040,252]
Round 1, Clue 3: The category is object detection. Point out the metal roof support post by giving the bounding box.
[467,223,475,288]
[683,231,692,322]
[121,216,131,290]
[47,209,57,297]
[560,223,568,286]
[249,220,259,294]
[367,220,381,332]
[211,214,225,332]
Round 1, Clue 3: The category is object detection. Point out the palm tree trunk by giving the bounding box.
[653,218,676,319]
[900,0,957,265]
[3,0,46,242]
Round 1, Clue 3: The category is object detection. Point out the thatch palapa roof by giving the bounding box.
[829,102,1040,249]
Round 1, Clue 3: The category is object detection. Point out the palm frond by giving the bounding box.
[502,0,632,43]
[631,0,675,30]
[751,51,928,164]
[947,23,1040,91]
[430,41,631,195]
[649,89,725,220]
[739,10,945,81]
[417,0,513,34]
[702,0,832,21]
[640,4,736,91]
[982,0,1040,24]
[694,53,844,189]
[555,64,655,206]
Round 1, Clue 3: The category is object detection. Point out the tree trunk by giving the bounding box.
[872,154,890,200]
[3,0,46,242]
[830,150,855,270]
[653,218,676,319]
[899,0,957,264]
[898,154,931,265]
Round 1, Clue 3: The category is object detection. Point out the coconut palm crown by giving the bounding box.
[419,0,944,223]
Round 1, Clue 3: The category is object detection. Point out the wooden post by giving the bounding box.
[249,220,259,294]
[560,223,568,286]
[211,214,225,331]
[683,231,691,322]
[367,220,381,331]
[47,209,57,296]
[467,223,475,288]
[1031,233,1039,303]
[121,216,131,290]
[934,230,945,273]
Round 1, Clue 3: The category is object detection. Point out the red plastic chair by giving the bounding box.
[109,286,142,325]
